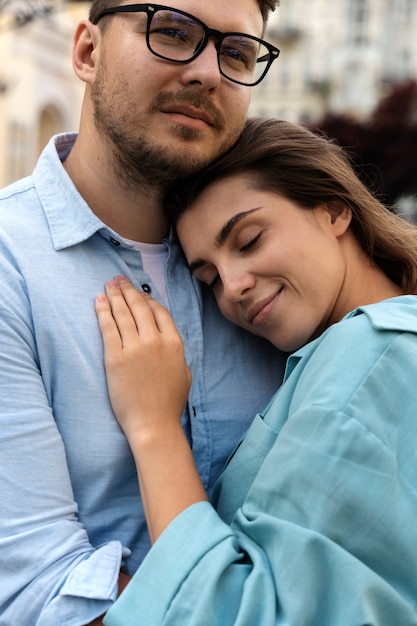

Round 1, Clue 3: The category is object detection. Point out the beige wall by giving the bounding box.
[0,1,86,187]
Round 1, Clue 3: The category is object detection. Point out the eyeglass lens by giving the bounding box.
[149,9,272,85]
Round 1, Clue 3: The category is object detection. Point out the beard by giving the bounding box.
[91,61,244,194]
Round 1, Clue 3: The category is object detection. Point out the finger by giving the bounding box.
[95,293,124,351]
[115,277,177,335]
[105,278,166,348]
[105,280,151,346]
[138,293,181,336]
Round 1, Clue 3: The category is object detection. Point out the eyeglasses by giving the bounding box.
[93,4,280,86]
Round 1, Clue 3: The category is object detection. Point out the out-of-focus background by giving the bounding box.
[1,0,416,217]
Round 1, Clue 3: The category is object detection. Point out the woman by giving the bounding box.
[97,118,417,624]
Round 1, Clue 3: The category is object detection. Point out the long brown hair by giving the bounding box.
[166,117,417,293]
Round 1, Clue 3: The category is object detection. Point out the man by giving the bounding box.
[0,1,283,624]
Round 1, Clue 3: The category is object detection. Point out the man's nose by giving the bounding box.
[178,40,222,91]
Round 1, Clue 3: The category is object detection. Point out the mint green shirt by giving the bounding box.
[105,296,417,625]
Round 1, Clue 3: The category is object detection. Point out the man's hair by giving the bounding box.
[89,0,279,26]
[165,117,417,294]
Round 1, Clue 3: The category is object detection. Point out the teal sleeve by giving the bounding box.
[104,409,417,624]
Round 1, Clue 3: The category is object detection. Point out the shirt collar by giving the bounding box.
[285,295,417,381]
[32,133,110,251]
[347,295,417,333]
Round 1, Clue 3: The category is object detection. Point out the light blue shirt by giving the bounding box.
[105,296,417,625]
[0,134,285,625]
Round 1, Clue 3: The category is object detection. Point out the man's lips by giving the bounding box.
[160,104,215,127]
[151,90,225,130]
[246,289,283,326]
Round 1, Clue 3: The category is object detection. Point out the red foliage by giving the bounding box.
[312,80,417,206]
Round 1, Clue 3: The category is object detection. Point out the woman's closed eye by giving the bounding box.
[191,264,221,291]
[189,226,264,290]
[208,273,220,290]
[199,233,263,290]
[239,231,262,252]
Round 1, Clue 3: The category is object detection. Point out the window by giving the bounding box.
[348,0,369,45]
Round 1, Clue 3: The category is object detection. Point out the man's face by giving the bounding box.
[90,0,264,187]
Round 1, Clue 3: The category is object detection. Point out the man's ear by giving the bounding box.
[326,201,352,237]
[72,20,101,85]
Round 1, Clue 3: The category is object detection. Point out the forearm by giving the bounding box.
[130,425,208,544]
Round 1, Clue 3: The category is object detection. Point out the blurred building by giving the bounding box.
[250,0,417,122]
[0,0,85,186]
[0,0,416,186]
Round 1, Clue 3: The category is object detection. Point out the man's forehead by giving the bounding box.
[169,0,264,35]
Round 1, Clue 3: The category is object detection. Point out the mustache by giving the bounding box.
[149,90,226,131]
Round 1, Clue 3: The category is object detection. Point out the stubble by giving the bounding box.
[91,58,245,194]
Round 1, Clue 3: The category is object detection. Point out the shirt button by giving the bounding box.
[141,284,151,294]
[110,237,120,246]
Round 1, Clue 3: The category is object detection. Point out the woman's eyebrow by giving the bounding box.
[188,207,262,274]
[215,207,262,247]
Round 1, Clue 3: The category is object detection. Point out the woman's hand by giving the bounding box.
[95,277,206,543]
[95,276,192,442]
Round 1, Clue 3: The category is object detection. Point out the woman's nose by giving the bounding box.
[221,269,254,302]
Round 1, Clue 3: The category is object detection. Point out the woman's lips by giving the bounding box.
[247,289,282,326]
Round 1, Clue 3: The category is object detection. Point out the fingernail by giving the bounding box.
[115,275,129,284]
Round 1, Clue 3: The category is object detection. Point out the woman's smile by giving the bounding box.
[246,288,283,326]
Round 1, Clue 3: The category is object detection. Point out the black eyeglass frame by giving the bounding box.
[93,3,280,86]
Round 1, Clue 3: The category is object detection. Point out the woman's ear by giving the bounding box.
[72,20,101,85]
[326,201,352,237]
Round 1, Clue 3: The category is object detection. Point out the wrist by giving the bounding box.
[126,420,186,455]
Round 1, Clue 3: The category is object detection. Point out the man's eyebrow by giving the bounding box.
[188,207,261,274]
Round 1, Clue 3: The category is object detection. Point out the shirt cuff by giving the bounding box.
[40,541,130,625]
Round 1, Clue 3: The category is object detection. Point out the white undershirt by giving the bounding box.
[122,238,169,308]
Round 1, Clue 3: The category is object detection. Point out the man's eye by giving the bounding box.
[152,27,187,41]
[221,47,246,64]
[220,39,257,71]
[239,232,262,252]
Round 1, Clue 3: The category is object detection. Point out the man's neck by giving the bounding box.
[63,134,169,244]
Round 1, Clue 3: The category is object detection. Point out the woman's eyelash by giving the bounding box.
[240,231,262,252]
[209,274,220,290]
[206,231,263,289]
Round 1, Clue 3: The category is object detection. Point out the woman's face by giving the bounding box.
[176,174,351,351]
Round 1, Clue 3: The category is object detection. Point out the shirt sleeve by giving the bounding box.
[0,270,126,625]
[104,407,417,625]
